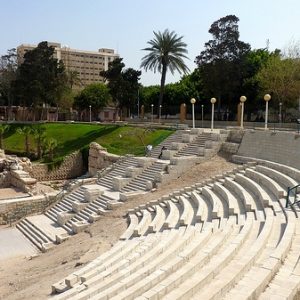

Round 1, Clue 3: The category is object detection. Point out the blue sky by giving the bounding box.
[1,0,299,85]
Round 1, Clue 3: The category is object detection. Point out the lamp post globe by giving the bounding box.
[190,98,196,128]
[264,94,271,130]
[151,104,154,123]
[210,98,217,131]
[239,96,247,129]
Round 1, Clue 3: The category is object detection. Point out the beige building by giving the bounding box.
[17,42,119,88]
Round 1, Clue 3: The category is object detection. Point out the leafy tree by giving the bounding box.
[242,48,280,117]
[12,41,67,111]
[0,124,9,149]
[66,70,82,89]
[100,58,141,117]
[32,125,46,159]
[141,29,189,110]
[44,138,57,161]
[17,125,33,155]
[195,15,250,113]
[0,49,17,108]
[74,83,110,119]
[256,50,300,107]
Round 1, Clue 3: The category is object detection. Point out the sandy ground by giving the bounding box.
[0,154,236,300]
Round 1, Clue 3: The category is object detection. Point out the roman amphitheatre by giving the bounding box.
[1,124,300,300]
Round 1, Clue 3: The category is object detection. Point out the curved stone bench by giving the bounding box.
[178,195,194,226]
[201,186,224,219]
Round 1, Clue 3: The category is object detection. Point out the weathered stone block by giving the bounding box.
[125,167,143,178]
[72,201,88,213]
[72,221,89,233]
[57,212,74,226]
[112,176,132,191]
[82,185,104,202]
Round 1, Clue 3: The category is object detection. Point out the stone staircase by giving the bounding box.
[14,129,227,253]
[120,161,169,193]
[50,159,300,299]
[149,130,185,158]
[173,132,213,157]
[97,156,140,189]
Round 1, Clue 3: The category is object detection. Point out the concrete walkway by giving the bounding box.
[0,227,37,260]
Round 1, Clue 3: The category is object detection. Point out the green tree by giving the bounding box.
[0,124,9,149]
[32,125,46,159]
[141,29,189,110]
[12,41,67,112]
[66,70,82,89]
[100,58,141,118]
[256,52,300,107]
[17,125,33,155]
[44,138,57,161]
[0,49,17,113]
[195,15,250,113]
[74,83,110,120]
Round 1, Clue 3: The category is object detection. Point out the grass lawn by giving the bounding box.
[3,123,174,160]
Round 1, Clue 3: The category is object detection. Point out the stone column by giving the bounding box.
[237,103,242,126]
[180,103,186,123]
[141,105,145,119]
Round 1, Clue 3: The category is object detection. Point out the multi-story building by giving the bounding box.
[17,42,119,88]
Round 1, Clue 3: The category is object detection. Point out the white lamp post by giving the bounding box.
[89,105,92,122]
[240,95,247,129]
[210,98,217,131]
[151,104,154,123]
[190,98,196,128]
[159,105,162,123]
[264,94,271,130]
[201,104,204,128]
[279,102,282,127]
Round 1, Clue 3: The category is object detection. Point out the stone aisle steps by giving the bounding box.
[149,131,184,158]
[50,160,300,299]
[173,133,213,157]
[16,218,55,252]
[97,157,140,189]
[121,161,168,193]
[45,188,85,221]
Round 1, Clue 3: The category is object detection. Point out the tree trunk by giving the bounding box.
[0,134,3,149]
[158,64,167,116]
[25,134,30,155]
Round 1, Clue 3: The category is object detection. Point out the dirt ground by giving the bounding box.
[0,154,236,300]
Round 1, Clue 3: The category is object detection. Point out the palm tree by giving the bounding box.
[0,124,9,149]
[141,29,190,110]
[44,138,57,161]
[17,125,33,155]
[32,125,46,159]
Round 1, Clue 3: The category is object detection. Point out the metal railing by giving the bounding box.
[286,184,300,208]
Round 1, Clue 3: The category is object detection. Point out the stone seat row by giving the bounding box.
[51,158,300,299]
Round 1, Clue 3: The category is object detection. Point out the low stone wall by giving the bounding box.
[237,130,300,169]
[221,142,240,154]
[24,151,84,181]
[0,192,58,225]
[89,142,120,176]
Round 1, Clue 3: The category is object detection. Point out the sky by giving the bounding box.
[1,0,300,86]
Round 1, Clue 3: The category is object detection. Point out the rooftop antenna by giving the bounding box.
[266,39,270,50]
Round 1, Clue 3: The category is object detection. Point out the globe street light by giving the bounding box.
[240,96,247,129]
[151,104,154,123]
[159,105,162,123]
[201,104,204,128]
[264,94,271,130]
[279,102,282,127]
[210,98,217,131]
[89,105,92,123]
[190,98,196,128]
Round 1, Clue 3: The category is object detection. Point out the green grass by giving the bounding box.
[3,123,174,160]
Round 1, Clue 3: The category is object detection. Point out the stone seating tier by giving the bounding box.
[50,158,300,299]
